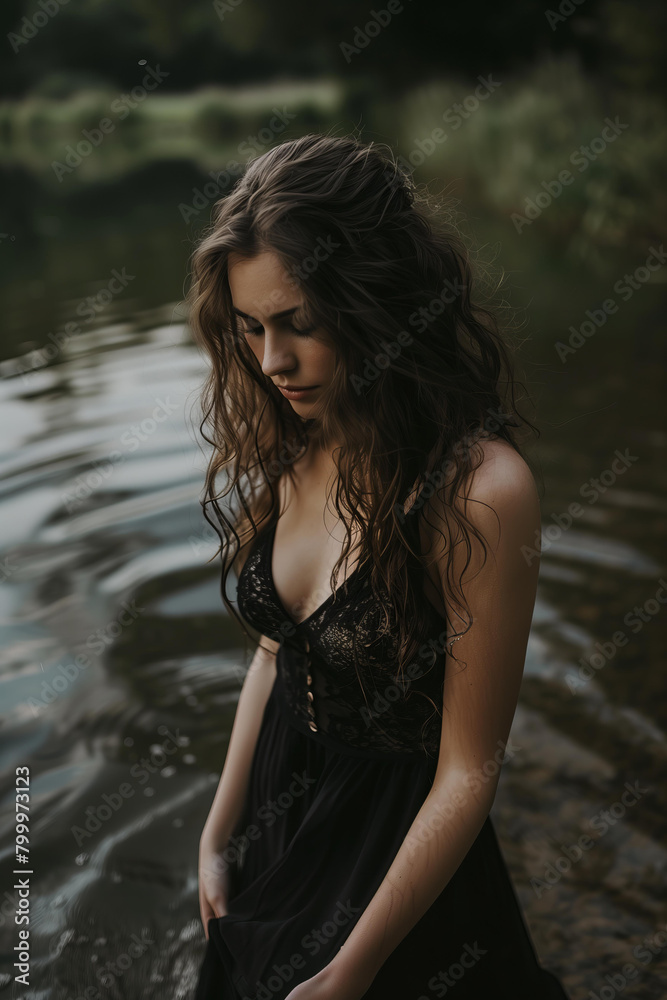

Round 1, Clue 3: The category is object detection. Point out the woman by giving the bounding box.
[188,133,570,999]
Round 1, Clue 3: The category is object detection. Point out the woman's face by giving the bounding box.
[228,250,336,416]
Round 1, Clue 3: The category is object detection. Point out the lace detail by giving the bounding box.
[236,521,449,759]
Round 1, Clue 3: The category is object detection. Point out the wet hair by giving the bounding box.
[186,131,538,692]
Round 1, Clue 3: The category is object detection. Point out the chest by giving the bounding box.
[270,508,365,628]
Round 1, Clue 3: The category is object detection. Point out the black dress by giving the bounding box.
[194,518,570,1000]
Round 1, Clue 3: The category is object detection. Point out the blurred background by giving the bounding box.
[0,1,666,997]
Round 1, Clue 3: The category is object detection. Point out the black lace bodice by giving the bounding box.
[236,520,450,761]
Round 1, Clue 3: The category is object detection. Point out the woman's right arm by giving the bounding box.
[198,635,278,933]
[202,635,278,844]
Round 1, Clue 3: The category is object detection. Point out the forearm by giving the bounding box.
[331,770,495,986]
[201,638,277,846]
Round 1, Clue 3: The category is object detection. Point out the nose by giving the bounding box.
[259,327,298,381]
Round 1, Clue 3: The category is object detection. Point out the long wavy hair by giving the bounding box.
[186,132,539,701]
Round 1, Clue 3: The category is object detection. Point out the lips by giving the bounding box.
[276,383,321,401]
[276,384,319,391]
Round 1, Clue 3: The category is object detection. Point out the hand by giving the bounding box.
[284,961,373,1000]
[198,829,232,940]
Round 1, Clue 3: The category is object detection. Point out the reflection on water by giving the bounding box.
[0,310,252,997]
[0,182,666,998]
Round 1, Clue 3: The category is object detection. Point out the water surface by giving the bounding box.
[0,165,665,999]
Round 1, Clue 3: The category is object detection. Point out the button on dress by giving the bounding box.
[193,519,570,1000]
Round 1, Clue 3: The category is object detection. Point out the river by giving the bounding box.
[0,162,665,999]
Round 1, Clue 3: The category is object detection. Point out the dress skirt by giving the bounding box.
[193,671,570,1000]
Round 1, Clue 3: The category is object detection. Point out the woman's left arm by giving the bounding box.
[286,441,542,1000]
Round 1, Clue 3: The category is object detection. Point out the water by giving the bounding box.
[0,164,665,999]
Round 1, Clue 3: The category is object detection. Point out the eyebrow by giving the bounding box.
[232,306,301,321]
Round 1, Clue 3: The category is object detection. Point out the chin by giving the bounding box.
[292,402,317,415]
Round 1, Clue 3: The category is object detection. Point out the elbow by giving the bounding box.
[430,765,498,822]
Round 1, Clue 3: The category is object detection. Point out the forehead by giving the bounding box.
[228,251,302,315]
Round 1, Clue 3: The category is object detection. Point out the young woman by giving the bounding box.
[187,133,570,999]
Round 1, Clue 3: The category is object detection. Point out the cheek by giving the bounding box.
[308,340,337,377]
[246,338,263,364]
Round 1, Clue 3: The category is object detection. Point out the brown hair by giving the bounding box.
[185,131,538,693]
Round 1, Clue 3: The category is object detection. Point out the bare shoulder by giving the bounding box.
[423,436,540,555]
[466,437,539,508]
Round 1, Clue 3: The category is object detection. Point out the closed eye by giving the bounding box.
[242,320,315,338]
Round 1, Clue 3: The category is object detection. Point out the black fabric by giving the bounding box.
[194,520,570,1000]
[236,519,448,757]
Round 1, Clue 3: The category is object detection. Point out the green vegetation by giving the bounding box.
[2,55,664,261]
